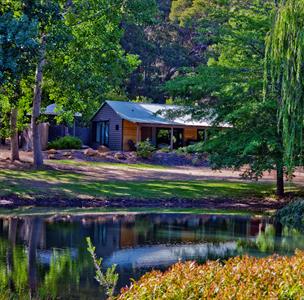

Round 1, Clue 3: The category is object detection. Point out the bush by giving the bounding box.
[276,199,304,232]
[136,139,155,159]
[117,251,304,299]
[177,142,205,154]
[158,146,170,153]
[48,136,82,150]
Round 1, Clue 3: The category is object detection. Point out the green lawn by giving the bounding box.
[49,159,167,170]
[0,168,301,200]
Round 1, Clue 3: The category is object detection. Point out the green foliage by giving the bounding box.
[86,237,118,297]
[166,1,283,181]
[178,142,205,154]
[264,0,304,173]
[117,251,304,299]
[48,136,82,150]
[136,139,156,159]
[122,0,199,102]
[276,199,304,232]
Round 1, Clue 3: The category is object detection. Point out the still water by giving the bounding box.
[0,211,303,299]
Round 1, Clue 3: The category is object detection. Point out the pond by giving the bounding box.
[0,211,303,299]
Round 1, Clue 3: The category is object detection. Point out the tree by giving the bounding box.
[121,0,201,102]
[0,10,38,161]
[166,0,286,195]
[19,0,156,169]
[264,0,304,175]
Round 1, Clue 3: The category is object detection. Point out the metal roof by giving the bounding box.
[44,104,82,117]
[105,100,229,127]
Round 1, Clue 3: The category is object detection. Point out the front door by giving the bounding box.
[95,121,109,146]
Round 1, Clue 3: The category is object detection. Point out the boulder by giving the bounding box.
[84,148,98,157]
[48,149,57,154]
[48,154,57,160]
[63,151,72,157]
[97,145,110,153]
[114,152,127,160]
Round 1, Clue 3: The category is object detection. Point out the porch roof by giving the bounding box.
[106,100,230,128]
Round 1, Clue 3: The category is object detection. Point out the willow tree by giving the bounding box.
[265,0,304,174]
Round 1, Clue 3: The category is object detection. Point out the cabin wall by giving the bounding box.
[92,103,122,150]
[184,127,198,144]
[123,120,137,151]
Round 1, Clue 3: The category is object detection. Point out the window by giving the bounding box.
[156,128,170,146]
[197,129,206,142]
[115,124,119,131]
[94,121,109,146]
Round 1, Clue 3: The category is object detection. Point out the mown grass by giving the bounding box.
[0,168,301,201]
[49,159,167,170]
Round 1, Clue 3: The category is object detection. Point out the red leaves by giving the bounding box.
[117,251,304,299]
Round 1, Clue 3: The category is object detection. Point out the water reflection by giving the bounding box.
[0,213,302,299]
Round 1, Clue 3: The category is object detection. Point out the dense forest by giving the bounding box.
[121,0,204,103]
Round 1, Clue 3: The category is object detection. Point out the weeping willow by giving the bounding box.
[265,0,304,174]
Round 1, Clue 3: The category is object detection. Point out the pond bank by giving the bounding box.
[0,195,288,212]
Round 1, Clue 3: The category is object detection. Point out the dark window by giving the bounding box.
[173,128,184,148]
[156,128,184,149]
[197,129,206,142]
[115,124,119,131]
[156,128,170,146]
[94,121,109,146]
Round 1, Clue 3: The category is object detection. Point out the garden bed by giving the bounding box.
[45,149,209,167]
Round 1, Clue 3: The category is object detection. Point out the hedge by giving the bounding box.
[117,251,304,299]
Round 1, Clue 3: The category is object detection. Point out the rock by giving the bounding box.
[63,151,72,157]
[97,145,110,153]
[84,148,98,157]
[114,152,127,160]
[48,154,57,160]
[67,156,73,159]
[48,149,58,154]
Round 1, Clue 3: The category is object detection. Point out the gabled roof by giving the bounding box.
[101,100,229,128]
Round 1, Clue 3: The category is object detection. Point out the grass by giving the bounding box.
[0,168,301,201]
[49,159,168,170]
[0,207,265,217]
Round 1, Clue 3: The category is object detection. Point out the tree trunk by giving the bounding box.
[276,161,284,197]
[32,34,46,169]
[10,107,20,161]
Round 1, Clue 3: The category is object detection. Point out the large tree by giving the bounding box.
[6,0,156,168]
[265,0,304,174]
[166,0,287,195]
[0,9,38,161]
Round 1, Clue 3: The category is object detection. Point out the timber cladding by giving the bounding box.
[184,127,198,142]
[123,120,137,151]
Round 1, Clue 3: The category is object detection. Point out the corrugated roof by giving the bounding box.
[105,100,229,127]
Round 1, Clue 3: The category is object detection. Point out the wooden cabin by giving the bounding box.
[91,100,229,151]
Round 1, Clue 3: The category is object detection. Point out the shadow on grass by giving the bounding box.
[0,167,290,200]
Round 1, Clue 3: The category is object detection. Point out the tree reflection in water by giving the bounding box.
[0,213,301,299]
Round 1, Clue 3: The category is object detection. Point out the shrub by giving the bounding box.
[136,139,155,159]
[117,251,304,299]
[276,199,304,232]
[177,142,205,154]
[87,237,118,297]
[48,136,82,150]
[158,146,170,153]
